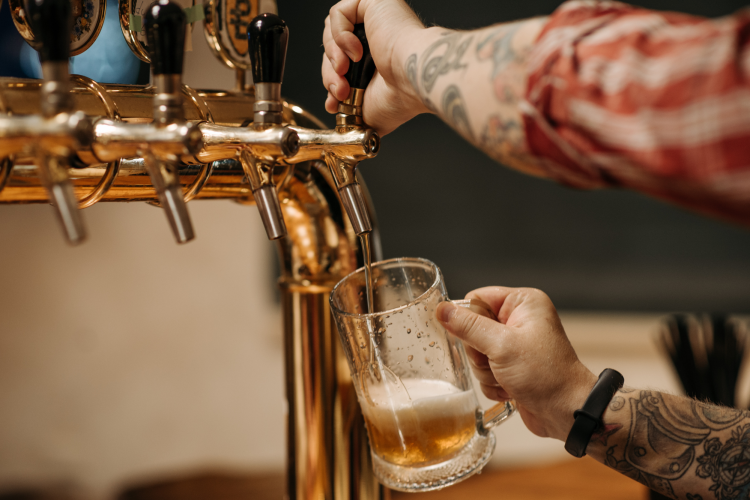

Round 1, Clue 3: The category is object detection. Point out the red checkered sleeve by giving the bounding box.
[522,0,750,226]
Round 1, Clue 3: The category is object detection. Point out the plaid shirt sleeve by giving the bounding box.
[522,0,750,226]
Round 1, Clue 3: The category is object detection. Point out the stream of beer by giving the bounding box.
[359,231,382,383]
[360,232,374,315]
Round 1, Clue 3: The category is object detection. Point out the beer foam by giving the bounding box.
[362,378,478,434]
[364,378,474,411]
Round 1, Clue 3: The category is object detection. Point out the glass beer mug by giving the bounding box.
[330,257,515,492]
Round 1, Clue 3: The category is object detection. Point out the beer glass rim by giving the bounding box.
[330,256,440,319]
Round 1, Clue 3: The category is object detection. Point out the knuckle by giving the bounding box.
[524,287,548,301]
[321,61,332,78]
[480,383,499,400]
[476,368,497,385]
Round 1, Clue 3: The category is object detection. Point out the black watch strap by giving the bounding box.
[564,368,624,458]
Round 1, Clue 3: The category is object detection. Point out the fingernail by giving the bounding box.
[329,84,337,97]
[437,302,456,323]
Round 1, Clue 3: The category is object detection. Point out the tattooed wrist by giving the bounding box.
[595,389,750,499]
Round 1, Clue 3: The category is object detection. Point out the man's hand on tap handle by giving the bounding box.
[321,0,546,180]
[322,0,750,229]
[322,0,430,136]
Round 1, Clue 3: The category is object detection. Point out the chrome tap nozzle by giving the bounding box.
[27,0,90,244]
[246,12,293,240]
[143,0,195,244]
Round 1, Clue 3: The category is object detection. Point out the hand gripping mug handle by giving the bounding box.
[452,298,516,435]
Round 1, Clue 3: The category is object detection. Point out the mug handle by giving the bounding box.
[452,299,516,435]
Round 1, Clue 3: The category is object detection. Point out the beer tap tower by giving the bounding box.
[0,1,386,498]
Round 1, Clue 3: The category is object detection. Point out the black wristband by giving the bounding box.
[564,368,624,458]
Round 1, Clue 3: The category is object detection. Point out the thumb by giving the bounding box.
[436,301,508,357]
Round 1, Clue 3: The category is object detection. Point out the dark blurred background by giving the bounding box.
[1,0,749,312]
[280,0,750,312]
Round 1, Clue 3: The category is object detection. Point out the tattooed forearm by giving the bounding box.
[589,389,750,500]
[421,32,474,93]
[477,24,522,77]
[610,395,625,411]
[605,444,678,498]
[695,423,750,499]
[400,18,547,175]
[405,54,418,94]
[442,85,473,141]
[405,53,436,112]
[590,423,622,447]
[405,31,473,115]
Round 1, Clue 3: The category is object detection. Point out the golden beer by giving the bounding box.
[362,379,477,467]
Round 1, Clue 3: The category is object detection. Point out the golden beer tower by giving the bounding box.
[0,0,386,497]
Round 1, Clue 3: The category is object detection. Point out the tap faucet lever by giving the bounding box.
[248,12,289,125]
[328,23,379,236]
[143,0,195,244]
[28,0,90,244]
[28,0,74,116]
[145,0,186,124]
[245,12,294,240]
[337,23,376,127]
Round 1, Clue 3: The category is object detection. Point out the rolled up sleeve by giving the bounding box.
[523,0,750,226]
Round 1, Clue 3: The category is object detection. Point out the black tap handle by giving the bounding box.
[344,24,375,90]
[143,0,186,75]
[27,0,72,62]
[247,13,289,84]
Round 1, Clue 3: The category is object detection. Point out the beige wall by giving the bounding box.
[0,23,290,498]
[0,202,286,498]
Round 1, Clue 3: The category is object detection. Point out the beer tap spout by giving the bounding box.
[245,12,296,240]
[143,0,198,244]
[25,0,95,245]
[328,24,379,236]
